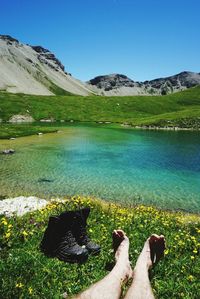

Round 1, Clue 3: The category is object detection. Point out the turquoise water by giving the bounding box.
[0,125,200,212]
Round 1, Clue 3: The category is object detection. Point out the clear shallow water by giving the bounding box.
[0,125,200,212]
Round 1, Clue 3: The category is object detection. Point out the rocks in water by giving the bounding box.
[38,178,54,183]
[9,114,34,123]
[40,118,55,123]
[121,123,131,127]
[1,149,15,154]
[96,121,111,124]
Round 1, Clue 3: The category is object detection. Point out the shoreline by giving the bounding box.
[1,195,199,218]
[0,121,200,140]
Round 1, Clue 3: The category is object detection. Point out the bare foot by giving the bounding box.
[112,230,133,279]
[149,234,165,265]
[135,234,165,271]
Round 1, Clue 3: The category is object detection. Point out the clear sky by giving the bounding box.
[1,0,200,81]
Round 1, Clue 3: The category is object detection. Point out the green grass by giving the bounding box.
[0,124,59,139]
[48,81,74,96]
[0,197,199,299]
[0,86,200,130]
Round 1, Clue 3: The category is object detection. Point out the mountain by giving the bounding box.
[88,74,144,96]
[0,34,199,96]
[0,35,92,96]
[88,72,200,96]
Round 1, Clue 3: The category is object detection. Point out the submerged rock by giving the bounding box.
[1,149,15,154]
[38,178,54,183]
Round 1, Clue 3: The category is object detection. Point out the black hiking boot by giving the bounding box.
[56,211,88,263]
[74,208,101,255]
[40,212,88,263]
[40,216,61,257]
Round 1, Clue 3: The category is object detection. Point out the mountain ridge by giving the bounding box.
[0,35,200,96]
[88,71,200,96]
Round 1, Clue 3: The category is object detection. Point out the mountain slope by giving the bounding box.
[0,35,92,96]
[88,72,200,96]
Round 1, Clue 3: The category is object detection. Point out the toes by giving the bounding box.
[155,237,166,261]
[149,234,166,264]
[113,229,126,239]
[112,230,128,253]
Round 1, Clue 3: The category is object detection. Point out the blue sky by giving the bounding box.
[1,0,200,81]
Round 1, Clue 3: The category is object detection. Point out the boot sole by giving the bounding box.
[88,248,101,255]
[56,252,88,264]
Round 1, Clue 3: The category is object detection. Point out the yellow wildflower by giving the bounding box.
[190,256,195,260]
[1,218,8,226]
[164,249,169,255]
[28,287,33,294]
[188,275,194,281]
[16,282,24,288]
[22,230,28,237]
[5,232,11,239]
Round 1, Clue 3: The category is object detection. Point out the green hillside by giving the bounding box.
[0,86,200,138]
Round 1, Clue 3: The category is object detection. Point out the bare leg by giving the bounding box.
[74,230,132,299]
[124,235,165,299]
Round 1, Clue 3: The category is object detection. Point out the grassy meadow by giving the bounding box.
[0,86,200,138]
[0,197,199,299]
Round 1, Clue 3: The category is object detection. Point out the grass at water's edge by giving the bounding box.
[0,86,200,137]
[0,197,199,299]
[0,124,59,139]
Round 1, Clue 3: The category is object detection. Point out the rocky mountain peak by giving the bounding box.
[88,73,138,91]
[31,46,49,53]
[0,35,19,44]
[143,71,200,94]
[31,45,65,72]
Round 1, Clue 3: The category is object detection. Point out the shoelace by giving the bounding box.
[78,225,90,243]
[60,230,77,248]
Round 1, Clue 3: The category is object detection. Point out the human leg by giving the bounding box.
[73,230,132,299]
[124,235,165,299]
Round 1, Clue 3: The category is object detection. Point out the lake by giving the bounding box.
[0,124,200,212]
